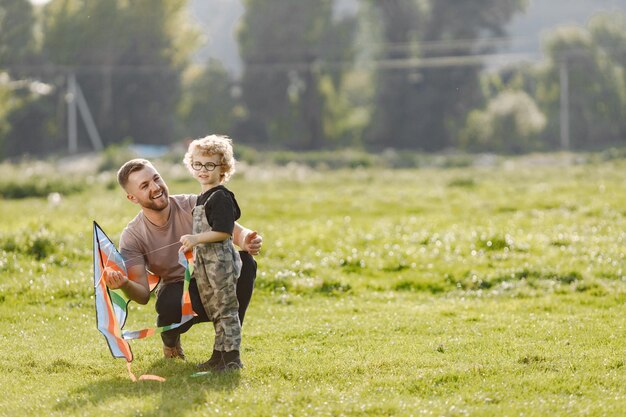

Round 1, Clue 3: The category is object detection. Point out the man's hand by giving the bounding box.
[103,267,129,290]
[179,234,198,252]
[243,231,262,255]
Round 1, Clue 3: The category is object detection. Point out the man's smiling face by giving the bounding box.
[125,165,170,211]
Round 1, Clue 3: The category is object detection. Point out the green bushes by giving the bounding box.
[461,90,547,154]
[0,176,86,199]
[96,141,136,172]
[0,228,60,260]
[0,159,92,199]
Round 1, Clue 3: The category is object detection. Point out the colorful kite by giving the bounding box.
[92,221,196,381]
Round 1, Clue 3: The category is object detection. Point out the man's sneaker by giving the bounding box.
[214,350,243,372]
[163,340,185,360]
[197,350,223,371]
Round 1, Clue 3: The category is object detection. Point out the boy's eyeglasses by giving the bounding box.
[191,161,223,171]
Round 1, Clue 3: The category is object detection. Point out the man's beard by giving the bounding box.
[141,187,169,211]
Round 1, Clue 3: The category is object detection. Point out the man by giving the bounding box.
[103,159,262,370]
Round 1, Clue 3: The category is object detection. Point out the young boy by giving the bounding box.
[179,135,244,371]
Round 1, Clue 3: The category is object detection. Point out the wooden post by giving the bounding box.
[67,72,104,153]
[67,74,78,153]
[559,59,570,151]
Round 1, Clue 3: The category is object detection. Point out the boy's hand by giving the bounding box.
[103,267,129,290]
[244,231,262,255]
[179,234,197,252]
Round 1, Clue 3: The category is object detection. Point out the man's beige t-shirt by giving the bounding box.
[120,194,197,285]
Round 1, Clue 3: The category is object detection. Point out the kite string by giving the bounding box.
[121,241,183,265]
[96,240,182,288]
[97,238,182,265]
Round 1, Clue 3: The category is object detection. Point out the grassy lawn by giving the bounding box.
[1,156,626,416]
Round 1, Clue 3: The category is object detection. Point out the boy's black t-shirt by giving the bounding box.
[196,185,241,235]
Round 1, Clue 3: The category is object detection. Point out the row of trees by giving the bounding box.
[1,0,626,159]
[463,12,626,153]
[1,0,194,158]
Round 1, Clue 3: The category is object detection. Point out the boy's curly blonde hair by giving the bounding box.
[183,135,237,182]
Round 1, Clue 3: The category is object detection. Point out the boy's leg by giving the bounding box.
[197,254,253,371]
[193,255,217,321]
[185,263,224,371]
[189,251,255,326]
[193,250,241,370]
[207,259,241,354]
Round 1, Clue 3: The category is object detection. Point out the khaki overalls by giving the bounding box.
[192,198,243,352]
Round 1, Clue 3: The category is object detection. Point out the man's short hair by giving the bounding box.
[117,159,154,189]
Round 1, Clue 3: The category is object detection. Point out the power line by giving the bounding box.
[240,50,543,72]
[4,64,180,76]
[5,41,624,77]
[364,35,542,53]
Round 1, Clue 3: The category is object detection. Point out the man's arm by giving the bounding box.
[103,264,151,304]
[233,222,262,255]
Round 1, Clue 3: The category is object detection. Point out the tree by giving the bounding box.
[460,90,546,153]
[0,0,35,73]
[1,85,60,159]
[364,0,421,150]
[177,59,240,140]
[238,0,356,150]
[464,11,626,153]
[0,0,54,160]
[40,0,197,149]
[367,0,527,151]
[536,14,626,150]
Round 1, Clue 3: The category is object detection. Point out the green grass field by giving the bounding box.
[1,155,626,416]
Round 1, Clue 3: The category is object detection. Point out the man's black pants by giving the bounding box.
[156,252,257,347]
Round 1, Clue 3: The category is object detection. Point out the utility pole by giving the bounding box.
[559,59,570,151]
[66,72,104,153]
[67,74,78,153]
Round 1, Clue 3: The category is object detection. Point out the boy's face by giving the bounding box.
[125,165,170,211]
[191,152,223,189]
